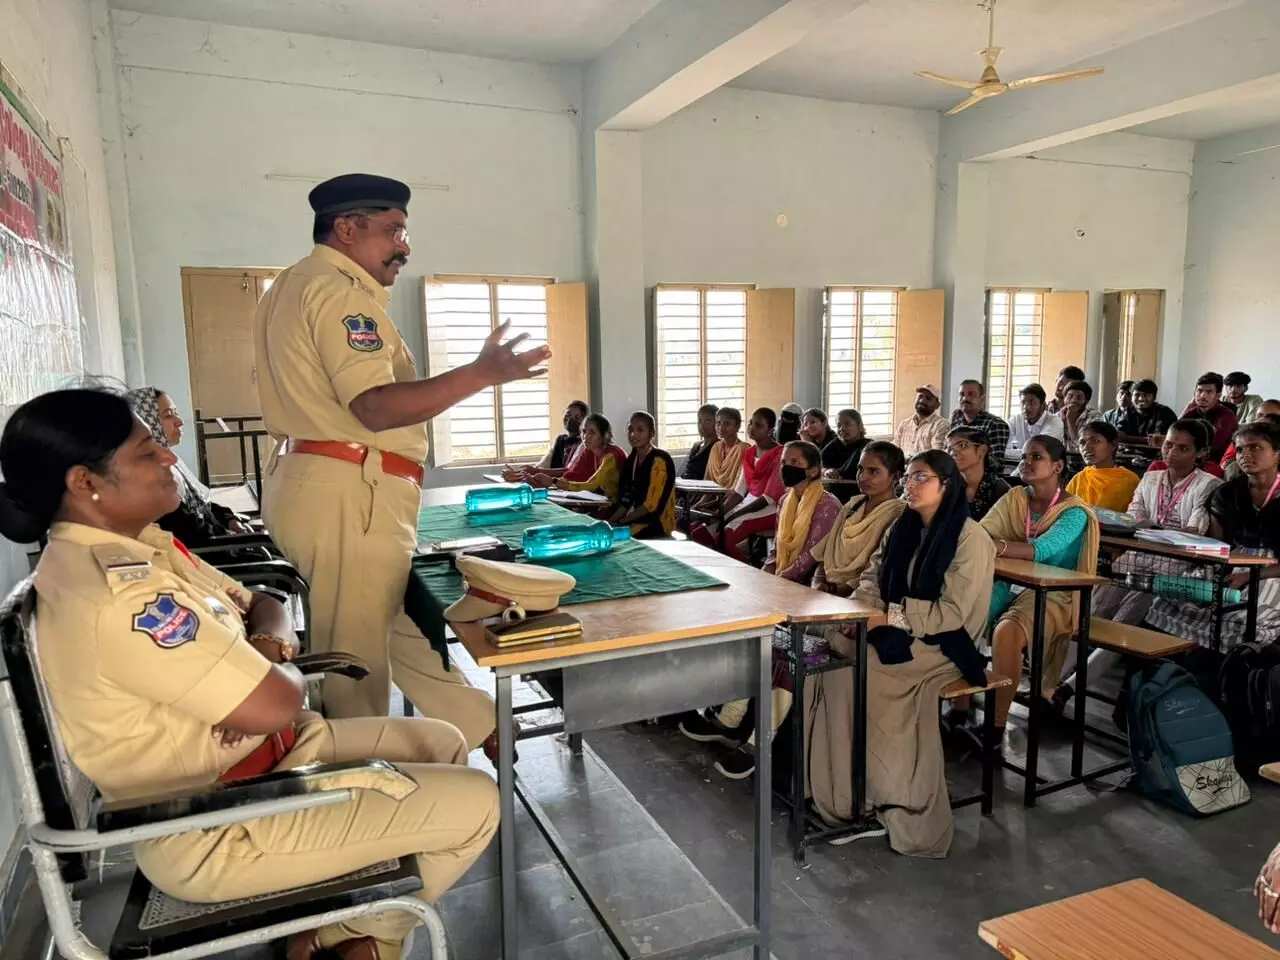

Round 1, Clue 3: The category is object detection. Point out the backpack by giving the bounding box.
[1125,662,1250,816]
[1217,641,1280,770]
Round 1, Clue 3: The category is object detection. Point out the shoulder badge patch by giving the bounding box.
[132,594,200,649]
[343,314,383,352]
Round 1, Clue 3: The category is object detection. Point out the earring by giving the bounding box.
[91,493,100,502]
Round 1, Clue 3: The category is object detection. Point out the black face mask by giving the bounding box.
[781,465,809,488]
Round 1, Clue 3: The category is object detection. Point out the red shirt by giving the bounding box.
[1181,402,1239,462]
[742,444,785,502]
[562,443,626,483]
[1148,459,1225,479]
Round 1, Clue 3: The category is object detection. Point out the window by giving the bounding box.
[985,288,1045,421]
[822,288,898,437]
[425,278,551,464]
[653,285,748,450]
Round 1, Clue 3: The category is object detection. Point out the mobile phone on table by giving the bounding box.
[433,535,502,552]
[485,612,582,647]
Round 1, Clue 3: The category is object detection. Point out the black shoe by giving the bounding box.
[678,710,746,747]
[714,747,756,780]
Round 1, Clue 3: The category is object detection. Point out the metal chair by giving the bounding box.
[0,580,448,959]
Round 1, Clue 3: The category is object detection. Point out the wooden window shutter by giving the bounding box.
[892,289,944,429]
[1127,290,1163,384]
[1100,291,1125,401]
[1039,291,1088,387]
[546,282,590,415]
[422,279,455,466]
[745,288,795,415]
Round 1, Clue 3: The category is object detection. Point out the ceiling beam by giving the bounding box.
[585,0,869,131]
[942,0,1280,162]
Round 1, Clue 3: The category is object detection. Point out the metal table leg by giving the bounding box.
[496,675,517,960]
[789,623,806,864]
[853,621,869,821]
[1024,588,1047,808]
[716,495,727,553]
[1246,566,1262,644]
[753,633,773,960]
[1071,588,1092,780]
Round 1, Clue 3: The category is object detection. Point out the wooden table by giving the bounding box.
[1099,534,1273,652]
[426,484,873,958]
[978,878,1280,959]
[993,559,1112,807]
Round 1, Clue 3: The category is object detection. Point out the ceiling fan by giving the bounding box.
[915,0,1105,116]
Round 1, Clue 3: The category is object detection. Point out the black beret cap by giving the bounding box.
[308,173,411,216]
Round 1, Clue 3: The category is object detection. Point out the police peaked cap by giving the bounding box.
[308,174,411,216]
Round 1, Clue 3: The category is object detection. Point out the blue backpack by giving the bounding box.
[1125,662,1250,816]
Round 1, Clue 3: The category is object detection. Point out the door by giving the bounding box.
[181,267,277,485]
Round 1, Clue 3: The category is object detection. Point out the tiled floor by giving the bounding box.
[71,658,1280,960]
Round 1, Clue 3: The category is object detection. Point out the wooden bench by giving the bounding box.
[1088,617,1196,659]
[941,671,1012,817]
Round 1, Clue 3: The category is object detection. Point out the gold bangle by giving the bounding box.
[998,539,1008,558]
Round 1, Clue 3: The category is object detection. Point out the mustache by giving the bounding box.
[384,254,408,267]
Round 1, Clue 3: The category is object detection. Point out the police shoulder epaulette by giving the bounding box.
[336,268,376,299]
[90,544,153,589]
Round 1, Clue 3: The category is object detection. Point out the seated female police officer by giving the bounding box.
[0,388,498,960]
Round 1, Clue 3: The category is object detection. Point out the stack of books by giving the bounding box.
[1134,529,1231,557]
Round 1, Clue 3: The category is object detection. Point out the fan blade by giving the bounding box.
[915,70,979,91]
[1006,67,1104,90]
[945,94,988,116]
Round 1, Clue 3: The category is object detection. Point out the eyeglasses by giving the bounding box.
[905,471,939,486]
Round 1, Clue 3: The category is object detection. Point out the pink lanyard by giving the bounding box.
[1259,473,1280,511]
[1156,470,1199,527]
[1026,488,1061,540]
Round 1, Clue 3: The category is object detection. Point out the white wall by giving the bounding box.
[641,87,939,408]
[110,11,584,482]
[0,0,124,869]
[1181,122,1280,402]
[984,133,1194,400]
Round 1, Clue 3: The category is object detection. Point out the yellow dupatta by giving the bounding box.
[774,481,825,573]
[982,486,1100,620]
[1065,466,1139,514]
[706,440,748,489]
[812,494,907,585]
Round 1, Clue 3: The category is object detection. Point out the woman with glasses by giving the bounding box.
[981,437,1100,754]
[827,449,994,855]
[947,425,1010,522]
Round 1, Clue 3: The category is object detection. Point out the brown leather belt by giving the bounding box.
[282,439,425,487]
[218,726,296,783]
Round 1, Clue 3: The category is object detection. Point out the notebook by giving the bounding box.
[1134,529,1231,557]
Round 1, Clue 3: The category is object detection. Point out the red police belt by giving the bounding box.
[218,727,297,783]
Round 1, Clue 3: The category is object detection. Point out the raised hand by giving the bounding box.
[473,320,551,386]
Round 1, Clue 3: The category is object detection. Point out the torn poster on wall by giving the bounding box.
[0,64,83,420]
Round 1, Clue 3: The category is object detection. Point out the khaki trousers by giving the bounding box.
[263,452,495,745]
[136,714,499,947]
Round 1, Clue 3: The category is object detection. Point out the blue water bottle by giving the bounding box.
[464,483,549,514]
[523,521,631,560]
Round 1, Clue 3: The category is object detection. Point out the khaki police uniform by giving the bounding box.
[254,243,495,739]
[33,521,498,956]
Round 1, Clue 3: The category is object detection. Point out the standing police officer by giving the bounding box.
[254,173,548,742]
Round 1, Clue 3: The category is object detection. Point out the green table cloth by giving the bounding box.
[404,502,725,662]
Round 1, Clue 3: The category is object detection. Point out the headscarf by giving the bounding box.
[878,457,970,605]
[125,386,213,517]
[813,494,906,584]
